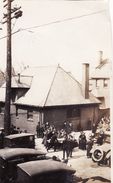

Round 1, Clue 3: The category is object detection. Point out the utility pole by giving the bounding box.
[2,0,22,135]
[4,0,12,135]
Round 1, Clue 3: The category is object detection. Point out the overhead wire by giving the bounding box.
[21,9,106,31]
[0,9,106,41]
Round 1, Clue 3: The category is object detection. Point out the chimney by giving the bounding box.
[99,51,103,64]
[82,63,89,99]
[18,73,21,83]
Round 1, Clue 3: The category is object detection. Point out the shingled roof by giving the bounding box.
[15,65,100,107]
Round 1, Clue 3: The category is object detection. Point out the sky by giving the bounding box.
[0,0,112,81]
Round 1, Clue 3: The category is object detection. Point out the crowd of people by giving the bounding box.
[36,122,98,159]
[36,121,79,159]
[36,121,105,160]
[0,117,109,159]
[36,121,73,139]
[97,116,110,132]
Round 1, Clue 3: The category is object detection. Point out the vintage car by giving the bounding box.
[4,133,35,149]
[90,131,111,167]
[16,159,76,183]
[0,148,46,183]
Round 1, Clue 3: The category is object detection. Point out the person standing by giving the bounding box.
[79,131,87,150]
[86,136,93,158]
[68,135,74,158]
[82,132,87,150]
[63,121,67,132]
[62,134,69,160]
[68,122,73,133]
[47,132,58,152]
[45,122,50,130]
[78,132,83,149]
[92,122,96,134]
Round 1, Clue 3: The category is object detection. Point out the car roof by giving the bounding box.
[17,160,75,177]
[0,127,4,131]
[4,133,34,139]
[0,148,46,160]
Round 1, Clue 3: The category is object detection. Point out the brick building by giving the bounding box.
[0,64,100,133]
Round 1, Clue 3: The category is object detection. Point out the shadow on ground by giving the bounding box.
[74,176,111,183]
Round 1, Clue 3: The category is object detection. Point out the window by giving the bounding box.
[103,79,108,87]
[27,110,33,121]
[67,108,80,118]
[0,106,5,113]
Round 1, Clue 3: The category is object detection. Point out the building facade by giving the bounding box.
[0,65,100,133]
[90,53,112,118]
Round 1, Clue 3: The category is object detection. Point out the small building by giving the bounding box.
[0,64,100,133]
[12,64,100,133]
[90,51,112,117]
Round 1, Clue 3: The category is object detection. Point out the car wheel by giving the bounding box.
[92,148,104,162]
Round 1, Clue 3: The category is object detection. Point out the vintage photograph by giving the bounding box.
[0,0,112,183]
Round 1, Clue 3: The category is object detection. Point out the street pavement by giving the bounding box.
[35,138,111,183]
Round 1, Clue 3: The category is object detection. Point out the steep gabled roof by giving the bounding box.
[15,65,100,107]
[96,59,108,69]
[91,60,112,79]
[0,74,32,102]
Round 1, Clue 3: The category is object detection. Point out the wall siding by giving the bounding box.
[15,109,40,133]
[80,106,99,130]
[0,105,99,133]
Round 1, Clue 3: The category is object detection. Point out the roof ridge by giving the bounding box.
[43,65,58,107]
[96,59,108,69]
[59,66,81,85]
[59,66,83,94]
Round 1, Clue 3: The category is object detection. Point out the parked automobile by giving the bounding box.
[90,131,111,167]
[16,159,76,183]
[4,133,35,148]
[0,148,46,183]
